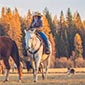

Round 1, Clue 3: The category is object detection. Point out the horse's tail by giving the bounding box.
[11,40,22,80]
[11,41,19,56]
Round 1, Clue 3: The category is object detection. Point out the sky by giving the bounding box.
[0,0,85,20]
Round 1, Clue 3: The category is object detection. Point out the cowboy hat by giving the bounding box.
[32,12,42,17]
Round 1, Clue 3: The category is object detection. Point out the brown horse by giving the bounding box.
[0,36,22,82]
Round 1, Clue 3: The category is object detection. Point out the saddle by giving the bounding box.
[35,32,48,54]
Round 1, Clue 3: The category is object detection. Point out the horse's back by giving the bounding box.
[0,36,13,45]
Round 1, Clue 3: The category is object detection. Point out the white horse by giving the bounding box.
[25,29,52,82]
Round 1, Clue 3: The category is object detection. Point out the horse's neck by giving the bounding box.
[33,35,41,50]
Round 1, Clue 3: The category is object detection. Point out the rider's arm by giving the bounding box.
[36,20,43,30]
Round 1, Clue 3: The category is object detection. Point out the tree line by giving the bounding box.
[0,7,85,67]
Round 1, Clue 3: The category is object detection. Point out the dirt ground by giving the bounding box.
[0,72,85,85]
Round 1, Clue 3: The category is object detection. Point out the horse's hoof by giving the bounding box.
[34,80,37,82]
[42,75,45,80]
[3,79,8,83]
[18,80,22,83]
[34,81,36,82]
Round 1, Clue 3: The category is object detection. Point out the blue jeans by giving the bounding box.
[38,32,49,48]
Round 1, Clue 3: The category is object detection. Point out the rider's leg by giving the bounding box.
[38,32,50,54]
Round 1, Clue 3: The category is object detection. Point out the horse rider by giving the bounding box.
[25,12,50,55]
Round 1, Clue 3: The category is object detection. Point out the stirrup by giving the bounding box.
[45,48,50,54]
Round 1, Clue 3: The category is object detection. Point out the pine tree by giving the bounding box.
[53,15,58,27]
[56,11,69,57]
[53,15,59,34]
[66,8,76,56]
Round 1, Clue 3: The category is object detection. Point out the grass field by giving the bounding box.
[0,68,85,85]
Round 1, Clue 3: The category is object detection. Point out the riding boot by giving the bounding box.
[45,45,50,54]
[45,40,50,54]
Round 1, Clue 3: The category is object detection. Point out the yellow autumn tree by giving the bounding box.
[12,8,22,52]
[1,7,22,54]
[0,7,10,33]
[6,8,14,37]
[73,11,83,29]
[42,15,56,67]
[26,10,32,29]
[1,7,9,24]
[42,15,50,36]
[74,33,83,58]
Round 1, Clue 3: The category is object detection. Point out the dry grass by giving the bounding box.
[0,68,85,85]
[0,73,85,85]
[48,68,85,73]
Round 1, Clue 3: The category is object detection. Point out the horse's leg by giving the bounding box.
[40,63,45,80]
[3,58,10,82]
[30,57,37,82]
[44,56,50,79]
[45,64,48,79]
[0,60,5,74]
[11,56,22,82]
[32,61,37,82]
[11,41,22,82]
[33,56,40,82]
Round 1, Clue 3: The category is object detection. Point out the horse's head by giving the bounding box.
[25,29,41,52]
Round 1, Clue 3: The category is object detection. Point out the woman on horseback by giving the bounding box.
[25,12,50,55]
